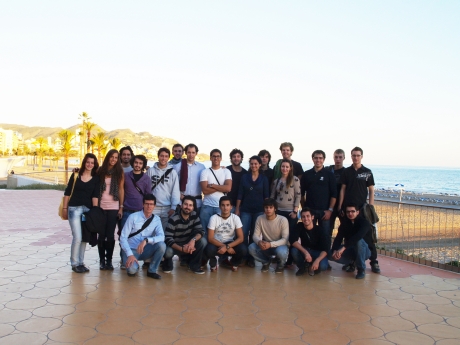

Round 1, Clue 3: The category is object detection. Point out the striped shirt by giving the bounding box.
[165,211,204,247]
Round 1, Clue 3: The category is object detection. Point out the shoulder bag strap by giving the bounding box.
[209,168,221,185]
[69,173,78,200]
[128,215,155,238]
[130,175,144,196]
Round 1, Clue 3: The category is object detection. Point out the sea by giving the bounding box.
[167,161,459,196]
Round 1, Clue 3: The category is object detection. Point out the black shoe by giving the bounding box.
[72,265,84,273]
[370,262,381,274]
[247,260,255,268]
[78,265,90,272]
[147,272,162,279]
[99,260,106,270]
[356,269,365,279]
[105,262,114,270]
[296,267,306,276]
[190,268,205,275]
[261,263,270,272]
[342,263,355,272]
[142,262,149,269]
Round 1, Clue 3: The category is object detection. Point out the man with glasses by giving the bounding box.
[329,204,371,279]
[337,146,380,274]
[119,194,166,279]
[199,149,232,235]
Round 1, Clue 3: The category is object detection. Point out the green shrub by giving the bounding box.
[15,184,66,191]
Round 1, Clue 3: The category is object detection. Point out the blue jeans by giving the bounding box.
[121,242,166,275]
[328,239,371,270]
[200,205,220,236]
[248,243,289,265]
[240,211,264,247]
[68,205,90,267]
[291,247,329,271]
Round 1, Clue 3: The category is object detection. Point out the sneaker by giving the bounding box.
[147,272,162,279]
[142,262,149,269]
[231,266,238,272]
[161,267,172,274]
[210,266,218,272]
[370,262,381,274]
[247,260,255,268]
[261,263,270,272]
[72,265,84,273]
[308,265,315,276]
[127,272,136,277]
[356,269,365,279]
[78,265,90,272]
[275,265,284,273]
[105,262,114,270]
[120,263,126,270]
[296,266,306,276]
[191,268,205,275]
[99,260,106,270]
[342,263,355,272]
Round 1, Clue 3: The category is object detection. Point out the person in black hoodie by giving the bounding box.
[329,204,371,279]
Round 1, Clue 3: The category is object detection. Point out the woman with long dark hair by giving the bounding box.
[62,153,100,273]
[235,155,269,267]
[98,149,124,270]
[271,158,301,266]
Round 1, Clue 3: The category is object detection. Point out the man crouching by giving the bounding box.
[120,194,166,279]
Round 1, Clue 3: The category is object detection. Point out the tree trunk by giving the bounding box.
[64,154,69,184]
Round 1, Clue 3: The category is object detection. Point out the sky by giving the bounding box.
[1,1,459,167]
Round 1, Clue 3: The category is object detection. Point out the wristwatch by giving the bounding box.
[226,244,230,250]
[328,208,333,212]
[192,237,197,241]
[144,238,148,244]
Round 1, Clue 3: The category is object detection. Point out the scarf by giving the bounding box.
[180,159,188,192]
[169,157,182,165]
[273,159,283,180]
[100,169,119,201]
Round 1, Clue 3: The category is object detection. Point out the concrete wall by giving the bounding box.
[7,175,53,189]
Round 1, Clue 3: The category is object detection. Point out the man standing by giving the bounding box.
[162,196,206,274]
[291,208,330,276]
[147,147,181,230]
[174,143,206,213]
[200,149,232,234]
[301,150,337,234]
[329,204,371,279]
[119,194,166,279]
[120,146,134,173]
[169,144,184,165]
[258,149,274,188]
[248,198,289,273]
[227,149,247,211]
[273,142,304,180]
[337,147,380,274]
[206,196,248,272]
[328,149,346,236]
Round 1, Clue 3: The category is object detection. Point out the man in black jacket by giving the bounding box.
[329,204,371,279]
[291,208,331,277]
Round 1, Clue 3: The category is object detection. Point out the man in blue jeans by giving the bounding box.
[248,199,289,273]
[291,208,330,277]
[329,204,371,279]
[119,194,166,279]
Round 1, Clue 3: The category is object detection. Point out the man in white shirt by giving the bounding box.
[199,149,232,236]
[173,143,206,213]
[205,196,247,272]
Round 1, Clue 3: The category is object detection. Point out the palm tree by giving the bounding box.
[83,121,97,154]
[92,132,108,162]
[78,112,91,156]
[109,137,122,151]
[59,130,75,183]
[33,137,47,171]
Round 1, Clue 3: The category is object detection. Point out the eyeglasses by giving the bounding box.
[346,210,357,213]
[211,155,221,159]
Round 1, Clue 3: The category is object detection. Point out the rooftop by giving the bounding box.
[0,190,459,344]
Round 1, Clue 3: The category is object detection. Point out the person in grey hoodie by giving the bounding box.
[146,147,181,230]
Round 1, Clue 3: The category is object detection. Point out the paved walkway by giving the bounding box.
[0,190,459,345]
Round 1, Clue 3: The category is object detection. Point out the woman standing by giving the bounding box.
[62,153,100,273]
[271,159,301,265]
[98,149,124,270]
[235,155,269,267]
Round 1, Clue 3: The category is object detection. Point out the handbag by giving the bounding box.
[58,173,78,220]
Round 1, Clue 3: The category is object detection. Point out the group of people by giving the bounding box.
[63,141,380,280]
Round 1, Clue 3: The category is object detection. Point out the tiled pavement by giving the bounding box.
[1,190,459,345]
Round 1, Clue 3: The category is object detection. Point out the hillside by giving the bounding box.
[0,123,209,161]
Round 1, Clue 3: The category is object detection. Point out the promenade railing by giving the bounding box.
[334,200,460,273]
